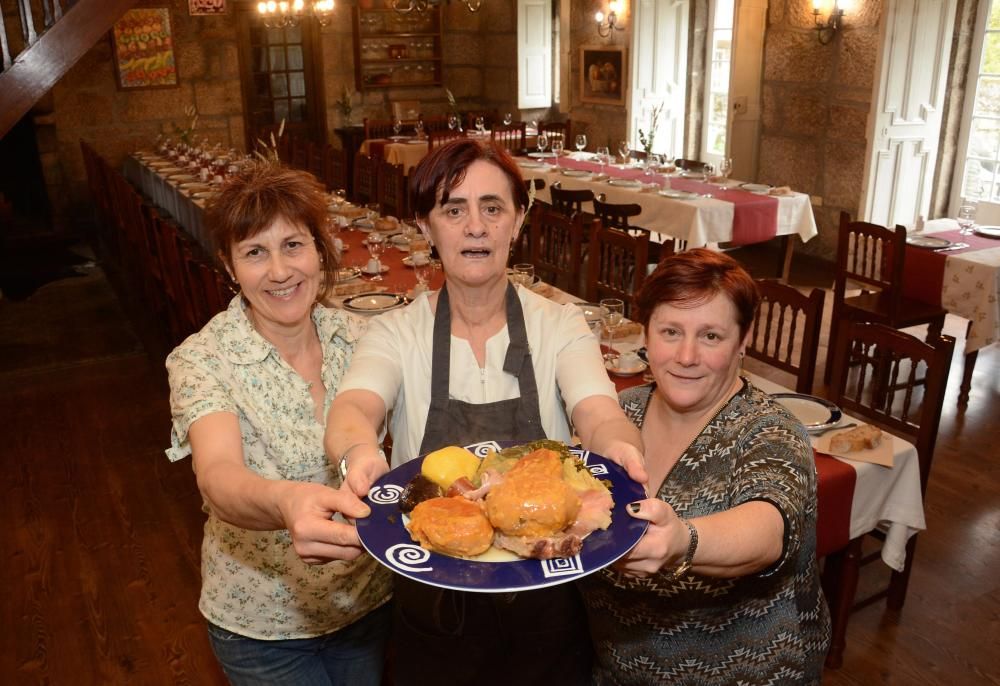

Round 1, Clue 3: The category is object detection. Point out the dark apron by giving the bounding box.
[390,283,593,686]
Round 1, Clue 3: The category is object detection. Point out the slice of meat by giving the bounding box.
[564,488,614,537]
[494,531,583,559]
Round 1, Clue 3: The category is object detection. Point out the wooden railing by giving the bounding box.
[0,0,137,139]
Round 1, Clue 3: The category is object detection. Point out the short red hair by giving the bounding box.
[637,248,760,337]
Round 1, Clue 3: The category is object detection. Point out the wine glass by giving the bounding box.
[536,133,549,156]
[718,157,733,186]
[503,112,513,126]
[475,116,485,133]
[512,263,534,288]
[412,250,431,292]
[618,140,631,165]
[957,202,977,235]
[414,119,425,138]
[447,114,458,131]
[600,298,624,362]
[574,134,587,153]
[595,146,610,176]
[393,119,403,136]
[366,231,386,281]
[551,138,564,168]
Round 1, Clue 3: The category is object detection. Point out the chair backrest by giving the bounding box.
[326,145,348,193]
[747,279,826,393]
[539,119,571,144]
[529,204,588,295]
[364,117,397,140]
[593,193,641,229]
[549,181,594,217]
[674,158,710,172]
[586,222,649,317]
[291,137,309,170]
[834,211,907,310]
[391,100,422,123]
[377,159,409,218]
[422,115,451,133]
[829,321,954,496]
[352,152,379,205]
[974,199,1000,224]
[307,142,326,182]
[492,122,527,156]
[429,129,466,150]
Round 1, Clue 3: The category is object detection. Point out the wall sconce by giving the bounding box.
[595,0,625,38]
[813,0,850,45]
[391,0,483,13]
[256,0,334,28]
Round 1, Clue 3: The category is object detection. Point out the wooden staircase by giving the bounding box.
[0,0,138,140]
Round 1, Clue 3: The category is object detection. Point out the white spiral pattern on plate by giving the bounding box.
[386,544,433,572]
[368,484,403,504]
[465,441,502,458]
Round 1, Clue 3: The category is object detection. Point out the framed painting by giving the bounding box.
[111,7,178,90]
[189,0,227,15]
[579,46,626,106]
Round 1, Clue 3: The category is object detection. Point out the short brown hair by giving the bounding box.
[206,161,338,300]
[637,248,760,337]
[409,138,529,219]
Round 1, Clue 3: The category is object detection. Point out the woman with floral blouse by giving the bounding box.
[166,162,391,685]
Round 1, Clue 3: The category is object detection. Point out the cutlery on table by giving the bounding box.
[935,243,969,252]
[812,421,858,437]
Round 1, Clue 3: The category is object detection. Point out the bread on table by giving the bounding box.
[830,424,882,453]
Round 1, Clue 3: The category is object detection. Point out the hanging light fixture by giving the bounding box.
[256,0,335,28]
[391,0,483,14]
[595,0,625,38]
[813,0,852,45]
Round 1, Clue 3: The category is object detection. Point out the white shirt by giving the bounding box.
[338,285,617,467]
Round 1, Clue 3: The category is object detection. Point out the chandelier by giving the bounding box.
[256,1,335,28]
[391,0,483,13]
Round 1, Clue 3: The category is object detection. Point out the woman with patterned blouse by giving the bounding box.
[166,163,392,685]
[579,249,830,685]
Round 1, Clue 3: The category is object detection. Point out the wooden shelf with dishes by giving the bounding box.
[352,7,442,91]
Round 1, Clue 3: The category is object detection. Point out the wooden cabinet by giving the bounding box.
[352,7,442,91]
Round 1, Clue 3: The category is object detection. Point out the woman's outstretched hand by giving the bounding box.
[613,498,690,577]
[278,482,371,565]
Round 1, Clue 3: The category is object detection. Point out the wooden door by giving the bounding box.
[861,0,958,226]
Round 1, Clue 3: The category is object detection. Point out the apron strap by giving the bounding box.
[428,283,454,403]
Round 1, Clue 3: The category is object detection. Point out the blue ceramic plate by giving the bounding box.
[356,440,647,593]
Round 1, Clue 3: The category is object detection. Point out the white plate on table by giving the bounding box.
[658,189,699,200]
[336,266,361,282]
[607,178,642,188]
[167,173,199,182]
[517,160,547,169]
[342,292,405,313]
[906,234,953,249]
[155,166,184,174]
[355,439,647,592]
[147,161,175,168]
[771,393,843,433]
[528,151,557,159]
[680,171,706,180]
[575,302,603,326]
[352,219,376,231]
[404,140,426,145]
[192,191,217,199]
[973,225,1000,238]
[739,183,772,194]
[388,135,409,141]
[560,169,591,178]
[180,182,212,190]
[605,358,648,377]
[360,263,390,276]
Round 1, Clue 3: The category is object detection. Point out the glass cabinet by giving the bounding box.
[352,7,442,91]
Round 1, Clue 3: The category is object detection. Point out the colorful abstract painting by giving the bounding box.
[112,7,178,90]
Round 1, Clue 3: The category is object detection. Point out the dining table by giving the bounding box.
[902,218,1000,402]
[359,128,537,174]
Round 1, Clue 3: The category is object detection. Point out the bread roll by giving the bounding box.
[830,424,882,453]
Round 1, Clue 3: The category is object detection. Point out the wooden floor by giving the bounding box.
[1,244,997,685]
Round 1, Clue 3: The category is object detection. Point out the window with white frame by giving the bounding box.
[702,0,734,163]
[957,1,1000,204]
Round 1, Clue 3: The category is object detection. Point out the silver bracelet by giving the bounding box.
[337,443,386,479]
[672,518,699,578]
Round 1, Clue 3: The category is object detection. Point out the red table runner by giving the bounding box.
[902,228,1000,306]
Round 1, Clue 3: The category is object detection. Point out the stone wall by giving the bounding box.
[758,0,884,257]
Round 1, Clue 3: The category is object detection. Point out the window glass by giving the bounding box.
[963,1,1000,200]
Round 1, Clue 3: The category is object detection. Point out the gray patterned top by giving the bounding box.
[579,380,831,685]
[166,296,392,640]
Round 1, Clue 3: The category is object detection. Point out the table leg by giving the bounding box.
[959,349,978,406]
[778,235,794,282]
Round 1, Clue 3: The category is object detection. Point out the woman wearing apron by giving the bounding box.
[326,139,646,685]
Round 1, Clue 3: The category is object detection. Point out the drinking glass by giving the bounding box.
[366,231,386,281]
[412,250,431,291]
[333,188,347,206]
[414,119,425,138]
[618,140,631,165]
[503,112,513,125]
[596,146,610,176]
[475,116,485,133]
[551,138,564,168]
[575,134,587,153]
[448,114,459,131]
[393,119,403,136]
[600,298,624,362]
[536,133,549,155]
[718,157,733,186]
[401,219,419,247]
[512,263,534,288]
[957,202,977,235]
[365,202,381,224]
[644,154,661,184]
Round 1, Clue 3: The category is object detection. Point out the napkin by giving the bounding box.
[769,186,792,196]
[812,425,894,468]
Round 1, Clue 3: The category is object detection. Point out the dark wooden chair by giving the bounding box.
[585,222,649,318]
[549,181,594,218]
[511,178,547,264]
[529,204,591,296]
[307,142,326,183]
[364,117,399,140]
[822,321,954,668]
[593,193,672,264]
[377,159,409,219]
[825,211,948,383]
[539,119,572,145]
[352,152,379,205]
[423,115,452,133]
[491,122,527,156]
[291,137,309,170]
[429,129,466,150]
[746,279,826,394]
[326,145,348,193]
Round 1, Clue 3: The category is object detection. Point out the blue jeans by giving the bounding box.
[206,603,390,686]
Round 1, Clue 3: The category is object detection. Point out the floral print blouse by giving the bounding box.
[166,296,392,640]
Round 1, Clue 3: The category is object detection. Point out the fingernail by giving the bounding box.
[628,501,641,514]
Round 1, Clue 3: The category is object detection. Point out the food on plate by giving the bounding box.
[830,424,882,453]
[401,440,615,560]
[374,217,398,233]
[407,496,494,558]
[421,445,480,490]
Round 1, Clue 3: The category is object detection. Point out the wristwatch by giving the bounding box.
[338,443,387,480]
[672,518,699,578]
